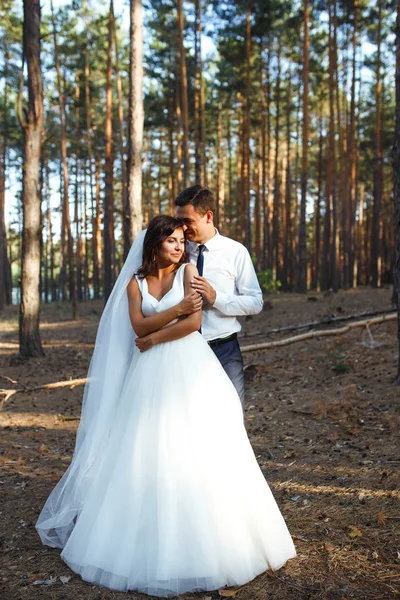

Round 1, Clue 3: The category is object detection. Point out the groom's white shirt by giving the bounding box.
[188,230,263,342]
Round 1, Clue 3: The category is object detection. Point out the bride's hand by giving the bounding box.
[177,291,203,316]
[135,334,156,352]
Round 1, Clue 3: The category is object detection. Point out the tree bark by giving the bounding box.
[50,0,77,315]
[111,3,129,261]
[272,42,282,282]
[104,0,115,302]
[348,0,358,286]
[176,0,189,187]
[83,1,100,298]
[127,0,144,243]
[283,63,293,291]
[94,159,102,291]
[74,74,82,304]
[18,0,44,356]
[0,145,6,311]
[0,51,11,309]
[393,0,400,380]
[371,0,383,287]
[194,0,201,182]
[297,0,309,293]
[168,89,175,211]
[312,99,323,290]
[216,102,225,230]
[227,106,234,235]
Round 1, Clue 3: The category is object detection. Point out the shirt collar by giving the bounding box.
[191,228,220,252]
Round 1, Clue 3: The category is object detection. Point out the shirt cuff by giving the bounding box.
[212,290,228,312]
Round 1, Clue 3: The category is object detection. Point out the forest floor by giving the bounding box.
[0,288,399,600]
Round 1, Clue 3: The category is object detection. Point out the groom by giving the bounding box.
[174,185,263,408]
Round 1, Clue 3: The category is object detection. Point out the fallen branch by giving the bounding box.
[0,312,396,406]
[240,313,397,353]
[240,307,396,339]
[0,378,88,410]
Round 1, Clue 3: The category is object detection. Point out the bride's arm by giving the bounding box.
[127,275,202,338]
[135,264,202,351]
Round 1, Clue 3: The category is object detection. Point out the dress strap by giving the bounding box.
[135,274,145,294]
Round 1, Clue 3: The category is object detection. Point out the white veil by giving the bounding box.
[36,230,146,548]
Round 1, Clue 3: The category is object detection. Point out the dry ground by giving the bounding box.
[0,288,399,600]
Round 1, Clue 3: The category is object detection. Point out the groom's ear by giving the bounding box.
[205,210,214,224]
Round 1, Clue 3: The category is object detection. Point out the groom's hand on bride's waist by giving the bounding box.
[191,275,216,306]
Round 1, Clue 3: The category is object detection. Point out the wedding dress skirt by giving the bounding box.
[37,265,296,596]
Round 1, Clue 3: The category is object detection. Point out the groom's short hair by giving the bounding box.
[174,185,216,215]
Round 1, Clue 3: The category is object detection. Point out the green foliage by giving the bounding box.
[256,269,282,294]
[328,345,353,374]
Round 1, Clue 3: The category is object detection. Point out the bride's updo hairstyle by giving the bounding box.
[137,215,188,279]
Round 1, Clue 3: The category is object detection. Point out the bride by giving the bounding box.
[36,215,296,596]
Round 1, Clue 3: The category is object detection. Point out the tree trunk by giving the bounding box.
[263,44,272,270]
[111,3,129,261]
[323,0,337,292]
[127,0,143,243]
[227,107,234,235]
[168,90,175,211]
[157,133,163,214]
[176,74,183,189]
[194,0,201,182]
[312,99,323,290]
[51,0,77,316]
[83,3,100,298]
[392,0,400,380]
[216,102,225,230]
[0,146,6,311]
[371,0,382,287]
[242,0,252,250]
[283,63,293,291]
[297,0,309,293]
[74,74,82,303]
[348,0,358,286]
[104,0,115,302]
[176,0,189,187]
[334,0,345,289]
[94,159,102,291]
[18,0,44,357]
[0,52,11,309]
[255,130,261,267]
[272,42,282,281]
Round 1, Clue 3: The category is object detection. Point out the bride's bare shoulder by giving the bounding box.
[183,263,198,278]
[127,276,141,297]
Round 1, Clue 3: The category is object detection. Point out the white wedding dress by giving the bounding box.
[37,263,296,596]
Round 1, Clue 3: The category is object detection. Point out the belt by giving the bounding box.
[208,333,237,349]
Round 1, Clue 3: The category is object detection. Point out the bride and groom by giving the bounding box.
[36,185,296,596]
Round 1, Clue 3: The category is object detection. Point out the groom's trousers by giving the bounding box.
[208,334,245,409]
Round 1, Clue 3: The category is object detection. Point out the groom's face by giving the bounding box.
[175,204,211,244]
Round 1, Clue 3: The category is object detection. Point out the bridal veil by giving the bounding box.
[36,230,146,548]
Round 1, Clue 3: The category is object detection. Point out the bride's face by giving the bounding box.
[157,228,185,265]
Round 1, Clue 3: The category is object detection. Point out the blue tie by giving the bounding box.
[196,244,206,276]
[196,245,206,333]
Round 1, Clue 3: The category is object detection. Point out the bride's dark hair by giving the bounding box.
[136,215,188,279]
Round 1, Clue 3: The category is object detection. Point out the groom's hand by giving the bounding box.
[191,275,216,306]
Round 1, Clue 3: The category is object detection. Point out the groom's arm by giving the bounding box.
[192,246,263,317]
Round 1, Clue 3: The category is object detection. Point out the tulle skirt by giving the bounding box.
[38,331,296,596]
